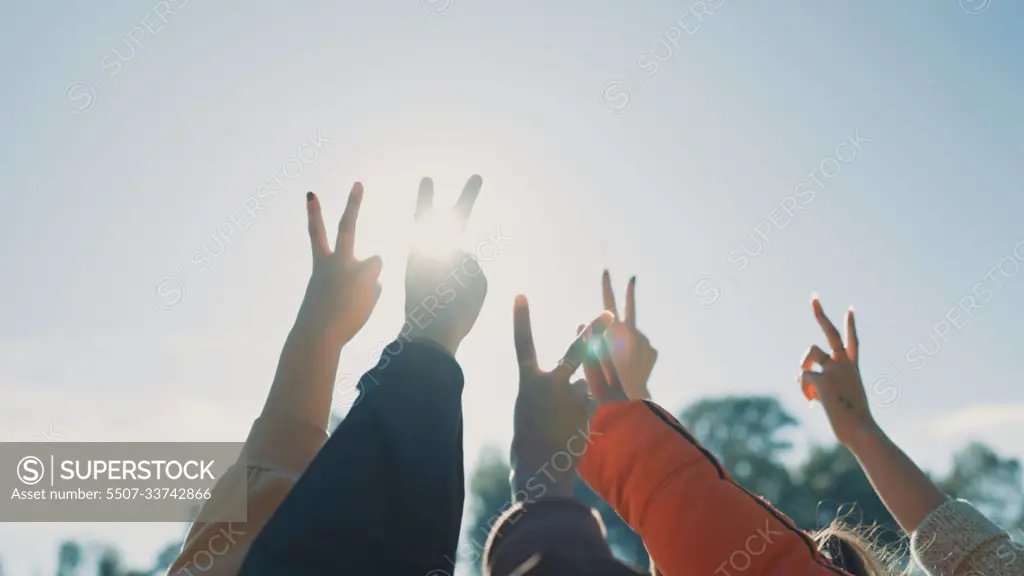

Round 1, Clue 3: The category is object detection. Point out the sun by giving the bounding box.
[412,211,466,260]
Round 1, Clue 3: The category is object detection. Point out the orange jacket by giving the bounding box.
[578,401,852,576]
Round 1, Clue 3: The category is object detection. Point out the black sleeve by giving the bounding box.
[239,339,466,575]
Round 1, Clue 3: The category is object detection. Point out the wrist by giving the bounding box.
[511,464,575,501]
[287,319,347,354]
[403,322,461,356]
[842,421,887,454]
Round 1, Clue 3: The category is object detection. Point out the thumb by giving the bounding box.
[798,371,826,402]
[359,255,384,282]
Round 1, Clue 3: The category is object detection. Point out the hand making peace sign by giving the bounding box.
[600,270,658,401]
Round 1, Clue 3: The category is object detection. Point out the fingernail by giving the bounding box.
[514,294,527,306]
[630,276,636,284]
[810,291,819,302]
[306,191,314,202]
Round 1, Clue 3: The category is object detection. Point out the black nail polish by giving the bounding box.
[306,191,314,202]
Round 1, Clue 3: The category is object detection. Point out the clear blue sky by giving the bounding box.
[1,0,1023,573]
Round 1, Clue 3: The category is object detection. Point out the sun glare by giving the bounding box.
[413,211,466,259]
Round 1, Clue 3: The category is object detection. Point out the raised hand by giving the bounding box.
[799,297,876,447]
[799,300,968,541]
[403,175,488,355]
[510,295,614,500]
[297,185,383,345]
[264,184,382,428]
[600,270,658,400]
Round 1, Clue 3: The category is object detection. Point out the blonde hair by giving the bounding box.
[650,516,902,575]
[812,518,898,576]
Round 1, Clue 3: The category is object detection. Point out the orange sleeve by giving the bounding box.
[578,401,851,576]
[167,416,328,575]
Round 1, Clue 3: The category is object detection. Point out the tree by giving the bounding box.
[56,541,82,576]
[791,444,901,544]
[463,445,514,569]
[55,538,182,576]
[680,396,798,504]
[96,548,123,576]
[938,442,1024,531]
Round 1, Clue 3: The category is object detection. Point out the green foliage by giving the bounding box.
[55,538,181,576]
[938,442,1024,530]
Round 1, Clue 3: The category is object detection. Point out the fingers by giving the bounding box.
[583,325,628,403]
[602,270,619,320]
[453,174,483,227]
[846,307,859,363]
[306,192,330,260]
[799,371,825,402]
[414,177,434,221]
[513,295,538,374]
[595,332,628,401]
[335,183,363,261]
[812,296,846,358]
[801,344,831,371]
[582,349,608,401]
[624,276,637,328]
[552,312,614,382]
[799,344,830,401]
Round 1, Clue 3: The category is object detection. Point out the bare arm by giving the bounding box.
[799,299,946,533]
[845,425,947,533]
[800,299,1017,576]
[262,186,383,428]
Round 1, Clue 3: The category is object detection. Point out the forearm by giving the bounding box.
[262,324,342,430]
[510,461,574,502]
[847,426,948,534]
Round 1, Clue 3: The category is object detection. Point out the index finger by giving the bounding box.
[812,297,846,358]
[846,307,859,363]
[602,270,619,320]
[583,325,627,404]
[335,182,363,261]
[414,177,434,221]
[306,191,330,260]
[453,174,483,227]
[513,295,538,373]
[595,331,627,400]
[624,276,637,328]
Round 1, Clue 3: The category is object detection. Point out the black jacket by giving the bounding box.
[240,339,465,575]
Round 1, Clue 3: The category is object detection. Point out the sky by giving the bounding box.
[1,0,1023,573]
